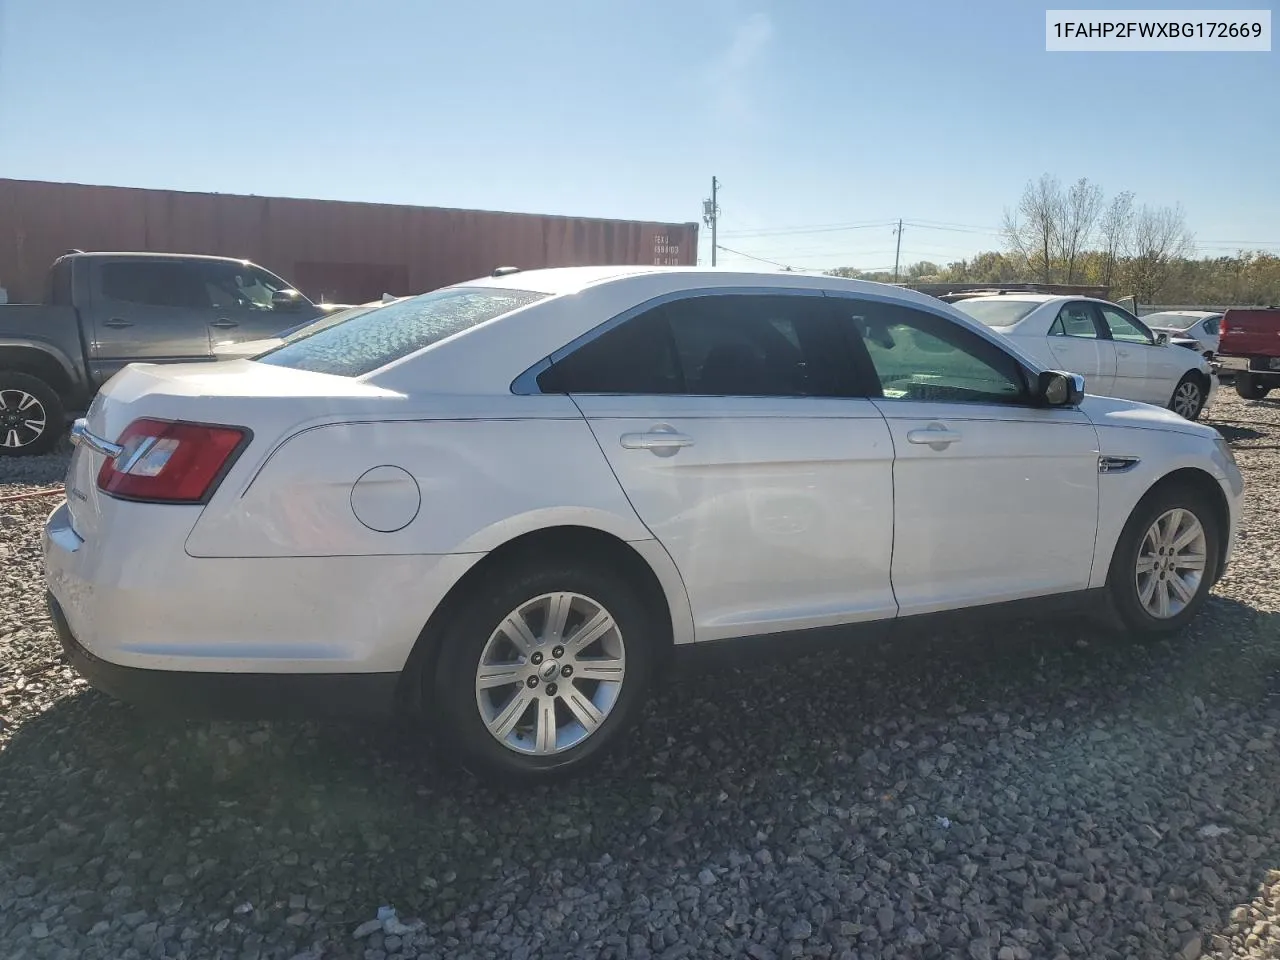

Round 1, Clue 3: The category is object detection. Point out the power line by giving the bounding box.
[902,217,1003,232]
[713,244,799,270]
[719,220,897,239]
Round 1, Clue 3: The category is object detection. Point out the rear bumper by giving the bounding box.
[1218,356,1280,376]
[47,590,399,720]
[43,497,481,718]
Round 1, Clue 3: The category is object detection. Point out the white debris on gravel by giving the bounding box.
[3,396,1280,959]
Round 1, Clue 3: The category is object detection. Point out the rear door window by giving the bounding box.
[257,286,547,377]
[538,293,855,398]
[100,261,210,309]
[1050,302,1102,339]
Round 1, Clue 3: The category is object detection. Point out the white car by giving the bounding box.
[45,268,1243,782]
[1141,310,1223,361]
[952,295,1216,420]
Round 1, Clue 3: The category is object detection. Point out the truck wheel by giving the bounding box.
[1235,373,1271,400]
[0,372,65,456]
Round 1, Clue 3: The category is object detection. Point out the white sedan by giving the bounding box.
[1141,310,1223,360]
[45,267,1243,781]
[952,295,1216,420]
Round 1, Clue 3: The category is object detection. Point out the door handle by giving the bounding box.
[620,428,694,456]
[210,319,239,329]
[102,318,133,328]
[906,425,962,449]
[1116,349,1130,357]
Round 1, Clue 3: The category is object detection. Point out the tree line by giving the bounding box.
[828,174,1280,306]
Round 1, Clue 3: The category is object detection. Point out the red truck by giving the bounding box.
[1218,306,1280,399]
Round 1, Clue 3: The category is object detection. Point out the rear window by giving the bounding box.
[1141,311,1202,331]
[951,299,1041,328]
[256,287,547,377]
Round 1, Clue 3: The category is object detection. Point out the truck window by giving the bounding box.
[200,262,295,311]
[100,262,210,309]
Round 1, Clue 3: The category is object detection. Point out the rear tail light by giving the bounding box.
[97,418,249,503]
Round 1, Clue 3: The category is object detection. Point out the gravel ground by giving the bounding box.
[3,393,1280,960]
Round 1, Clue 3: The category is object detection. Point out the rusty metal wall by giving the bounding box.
[0,179,700,304]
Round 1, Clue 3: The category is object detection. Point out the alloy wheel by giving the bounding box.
[1172,381,1203,419]
[1135,508,1207,619]
[0,389,47,449]
[475,591,626,755]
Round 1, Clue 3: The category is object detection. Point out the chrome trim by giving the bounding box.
[1098,455,1140,474]
[116,435,158,474]
[69,418,124,459]
[510,285,827,395]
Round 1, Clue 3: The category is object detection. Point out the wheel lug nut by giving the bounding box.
[546,682,558,696]
[552,646,564,658]
[530,652,543,665]
[526,676,539,688]
[561,665,573,677]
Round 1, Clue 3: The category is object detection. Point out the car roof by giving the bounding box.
[456,265,954,311]
[955,293,1066,306]
[59,250,267,266]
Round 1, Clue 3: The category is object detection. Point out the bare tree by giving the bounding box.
[1056,178,1103,283]
[1003,174,1061,283]
[1124,203,1195,302]
[1098,190,1134,288]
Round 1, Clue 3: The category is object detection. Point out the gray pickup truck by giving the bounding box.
[0,251,329,456]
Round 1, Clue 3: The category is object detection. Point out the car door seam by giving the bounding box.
[867,398,902,619]
[566,393,697,623]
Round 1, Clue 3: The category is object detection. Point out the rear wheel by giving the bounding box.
[1107,485,1220,637]
[0,372,64,457]
[430,558,656,783]
[1235,373,1271,400]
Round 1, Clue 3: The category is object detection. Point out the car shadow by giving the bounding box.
[1214,423,1266,443]
[2,595,1279,956]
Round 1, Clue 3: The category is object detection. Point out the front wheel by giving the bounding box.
[1107,486,1220,637]
[1169,374,1206,420]
[0,372,65,457]
[429,558,657,783]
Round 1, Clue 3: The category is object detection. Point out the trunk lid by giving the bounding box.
[66,360,401,539]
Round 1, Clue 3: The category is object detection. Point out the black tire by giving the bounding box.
[0,371,65,457]
[1235,373,1271,400]
[429,556,657,784]
[1106,484,1221,637]
[1168,373,1207,420]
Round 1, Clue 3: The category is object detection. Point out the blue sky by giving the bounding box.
[0,0,1276,272]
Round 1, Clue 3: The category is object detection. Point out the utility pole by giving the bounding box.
[702,177,720,266]
[892,219,903,283]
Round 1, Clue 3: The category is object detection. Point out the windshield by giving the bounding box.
[255,286,548,377]
[1142,311,1210,331]
[951,298,1041,328]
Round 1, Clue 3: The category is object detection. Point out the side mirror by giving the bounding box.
[1036,370,1085,407]
[270,288,306,312]
[1155,332,1170,346]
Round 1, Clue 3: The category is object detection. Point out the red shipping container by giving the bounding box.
[0,178,699,304]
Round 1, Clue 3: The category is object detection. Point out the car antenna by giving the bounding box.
[491,266,521,277]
